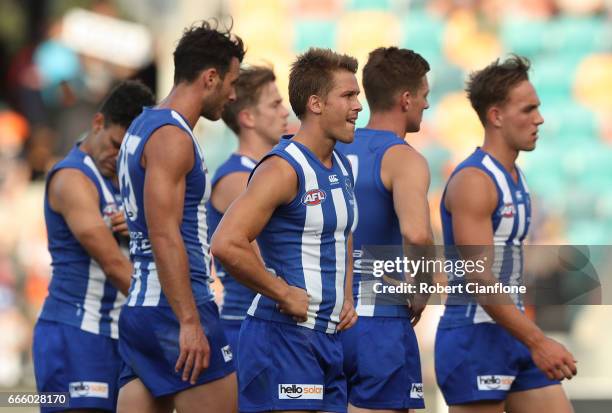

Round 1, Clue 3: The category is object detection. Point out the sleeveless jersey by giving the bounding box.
[117,108,214,307]
[207,153,257,320]
[336,128,410,318]
[247,137,355,333]
[440,147,531,327]
[41,144,126,339]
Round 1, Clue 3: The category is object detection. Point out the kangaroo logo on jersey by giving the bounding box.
[302,189,326,206]
[344,176,355,205]
[500,203,516,218]
[515,191,523,202]
[328,174,339,184]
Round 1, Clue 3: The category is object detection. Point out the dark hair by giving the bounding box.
[99,80,155,129]
[289,48,358,119]
[222,66,276,135]
[466,54,531,125]
[363,47,430,111]
[173,20,245,84]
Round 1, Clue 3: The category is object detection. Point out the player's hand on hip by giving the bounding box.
[409,294,428,327]
[529,336,577,381]
[110,211,129,237]
[277,281,309,323]
[175,322,210,384]
[337,298,357,331]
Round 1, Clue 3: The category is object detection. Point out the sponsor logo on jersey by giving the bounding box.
[476,375,515,391]
[410,382,424,399]
[328,174,339,184]
[302,189,326,206]
[221,345,233,362]
[500,203,516,218]
[278,384,324,400]
[69,381,109,398]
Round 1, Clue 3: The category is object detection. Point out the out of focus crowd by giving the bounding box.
[0,0,611,389]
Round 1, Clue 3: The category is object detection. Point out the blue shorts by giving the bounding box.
[435,323,559,405]
[238,316,346,412]
[220,318,242,360]
[118,301,235,397]
[341,316,425,409]
[32,319,121,412]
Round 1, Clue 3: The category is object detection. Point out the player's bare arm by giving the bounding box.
[382,144,434,246]
[447,167,577,381]
[337,233,357,331]
[383,144,434,324]
[210,171,264,261]
[211,156,308,321]
[210,172,250,213]
[48,168,132,295]
[143,125,209,384]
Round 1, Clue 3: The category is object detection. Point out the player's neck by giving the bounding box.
[292,121,335,167]
[157,85,203,129]
[237,131,274,161]
[482,134,519,174]
[366,111,407,139]
[79,133,95,155]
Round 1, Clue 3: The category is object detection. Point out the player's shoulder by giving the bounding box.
[383,142,429,174]
[447,166,497,211]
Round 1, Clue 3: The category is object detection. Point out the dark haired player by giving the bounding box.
[337,46,433,413]
[33,80,155,413]
[116,21,244,413]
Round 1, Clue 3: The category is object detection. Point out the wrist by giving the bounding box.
[524,328,546,350]
[271,276,290,304]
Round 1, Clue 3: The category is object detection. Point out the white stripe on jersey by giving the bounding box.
[171,110,213,282]
[109,292,123,339]
[247,293,262,316]
[285,143,324,330]
[142,261,161,306]
[197,201,212,279]
[355,282,375,316]
[516,204,526,245]
[518,168,530,193]
[481,155,514,244]
[328,187,348,332]
[80,260,105,334]
[127,261,142,306]
[83,156,115,204]
[240,156,257,169]
[473,305,494,323]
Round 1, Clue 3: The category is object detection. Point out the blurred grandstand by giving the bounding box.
[0,0,611,412]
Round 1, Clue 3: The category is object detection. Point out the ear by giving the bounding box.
[91,112,105,132]
[238,108,256,130]
[199,67,220,90]
[487,105,503,128]
[307,95,323,115]
[400,90,412,111]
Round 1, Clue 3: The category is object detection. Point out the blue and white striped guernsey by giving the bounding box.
[337,128,411,318]
[207,153,257,321]
[41,144,126,339]
[247,137,356,333]
[440,147,531,327]
[117,108,214,307]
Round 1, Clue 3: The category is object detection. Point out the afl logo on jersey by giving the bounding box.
[501,203,516,218]
[302,189,326,206]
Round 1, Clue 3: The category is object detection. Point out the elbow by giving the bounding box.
[210,231,234,266]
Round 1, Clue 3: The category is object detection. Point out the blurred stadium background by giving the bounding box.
[0,0,611,411]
